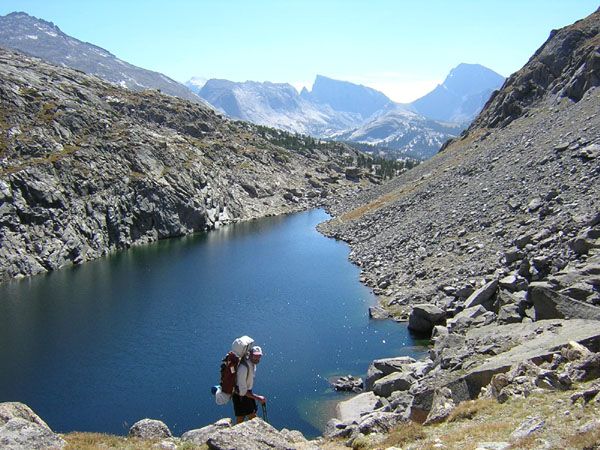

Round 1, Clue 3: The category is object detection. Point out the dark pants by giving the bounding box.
[232,393,257,417]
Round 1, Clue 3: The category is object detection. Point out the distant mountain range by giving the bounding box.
[0,12,203,104]
[190,65,504,159]
[194,78,363,137]
[0,11,504,160]
[330,109,464,159]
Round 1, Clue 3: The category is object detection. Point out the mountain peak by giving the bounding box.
[410,63,505,123]
[442,63,505,96]
[3,11,61,33]
[304,75,392,117]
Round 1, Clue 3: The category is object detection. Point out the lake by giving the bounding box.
[0,209,426,437]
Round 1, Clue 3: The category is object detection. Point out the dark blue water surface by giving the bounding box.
[0,209,426,437]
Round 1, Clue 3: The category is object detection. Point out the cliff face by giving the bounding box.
[0,47,368,282]
[320,9,600,317]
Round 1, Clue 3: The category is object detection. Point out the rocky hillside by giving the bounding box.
[0,12,203,104]
[320,8,600,321]
[313,8,600,448]
[0,47,372,282]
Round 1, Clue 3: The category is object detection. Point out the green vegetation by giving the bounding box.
[130,171,146,180]
[38,101,59,124]
[0,142,80,176]
[252,124,348,156]
[378,421,426,448]
[253,125,319,155]
[249,124,421,181]
[354,153,420,180]
[237,161,254,171]
[0,111,10,157]
[20,86,42,99]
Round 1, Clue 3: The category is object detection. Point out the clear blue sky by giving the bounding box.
[0,1,598,102]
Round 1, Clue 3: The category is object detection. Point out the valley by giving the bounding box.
[0,5,599,450]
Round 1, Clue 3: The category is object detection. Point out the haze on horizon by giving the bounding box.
[0,0,598,103]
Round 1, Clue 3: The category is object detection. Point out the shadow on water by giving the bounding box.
[0,209,427,437]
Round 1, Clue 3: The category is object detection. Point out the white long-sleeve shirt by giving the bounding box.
[236,358,256,396]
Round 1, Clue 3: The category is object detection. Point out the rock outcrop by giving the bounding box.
[205,418,317,450]
[128,418,172,439]
[0,402,65,449]
[324,322,600,447]
[0,47,372,282]
[470,8,600,129]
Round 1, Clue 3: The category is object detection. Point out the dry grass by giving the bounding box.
[350,380,600,450]
[447,398,496,422]
[63,432,204,450]
[379,421,426,448]
[508,434,545,449]
[560,422,600,450]
[339,190,402,222]
[64,432,157,449]
[438,421,513,448]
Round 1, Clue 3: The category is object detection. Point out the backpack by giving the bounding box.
[213,335,254,405]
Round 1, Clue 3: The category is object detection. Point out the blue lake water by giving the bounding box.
[0,209,426,437]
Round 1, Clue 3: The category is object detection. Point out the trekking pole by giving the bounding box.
[261,402,269,423]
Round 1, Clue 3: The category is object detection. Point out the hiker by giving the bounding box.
[232,345,266,423]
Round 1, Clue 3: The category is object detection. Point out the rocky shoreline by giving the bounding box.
[0,46,378,283]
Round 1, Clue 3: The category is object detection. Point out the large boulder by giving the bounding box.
[530,285,600,320]
[569,227,599,255]
[409,320,600,421]
[0,418,66,450]
[497,303,522,324]
[408,304,446,334]
[336,391,379,424]
[424,387,455,425]
[356,411,404,435]
[463,279,499,310]
[0,403,50,430]
[0,402,65,450]
[372,371,415,398]
[181,418,232,445]
[430,331,466,363]
[447,304,495,332]
[128,418,172,439]
[365,356,416,390]
[206,418,310,450]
